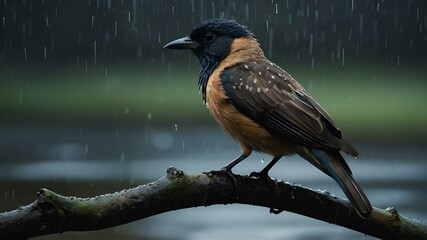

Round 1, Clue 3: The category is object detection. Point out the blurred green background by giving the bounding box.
[1,64,427,140]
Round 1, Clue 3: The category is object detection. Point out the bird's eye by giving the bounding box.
[204,33,215,42]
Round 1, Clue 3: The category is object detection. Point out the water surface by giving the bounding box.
[1,125,426,239]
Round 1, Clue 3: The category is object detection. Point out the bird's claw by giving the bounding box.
[249,170,266,179]
[249,171,278,194]
[207,167,239,200]
[250,171,284,215]
[249,169,270,179]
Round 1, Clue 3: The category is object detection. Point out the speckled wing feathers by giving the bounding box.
[220,60,356,155]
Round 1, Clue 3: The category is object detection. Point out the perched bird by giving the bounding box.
[164,18,372,217]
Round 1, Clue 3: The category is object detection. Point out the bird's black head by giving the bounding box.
[164,18,253,64]
[164,19,253,102]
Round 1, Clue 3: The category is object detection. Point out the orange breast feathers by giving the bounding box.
[204,37,296,157]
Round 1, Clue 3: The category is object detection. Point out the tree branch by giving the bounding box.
[1,167,426,239]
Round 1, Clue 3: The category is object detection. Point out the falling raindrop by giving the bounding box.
[147,23,151,40]
[128,12,131,23]
[114,21,117,36]
[191,0,195,13]
[377,2,380,12]
[93,40,97,65]
[44,46,47,60]
[23,47,27,60]
[245,3,249,21]
[309,33,313,56]
[275,3,278,14]
[416,8,419,21]
[341,48,345,67]
[268,29,273,58]
[91,15,94,27]
[359,13,364,34]
[105,68,108,78]
[85,59,88,72]
[2,17,5,28]
[200,0,204,21]
[182,140,185,152]
[174,124,178,131]
[311,56,315,69]
[11,189,15,199]
[397,56,400,67]
[211,2,215,18]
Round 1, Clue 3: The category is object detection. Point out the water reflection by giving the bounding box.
[1,125,426,239]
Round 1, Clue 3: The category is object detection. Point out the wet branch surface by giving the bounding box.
[1,167,426,239]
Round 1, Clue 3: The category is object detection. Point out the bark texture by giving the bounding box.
[1,167,426,239]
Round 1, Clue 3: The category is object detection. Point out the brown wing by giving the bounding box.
[220,59,358,156]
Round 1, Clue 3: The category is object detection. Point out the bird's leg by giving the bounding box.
[206,153,250,200]
[223,153,250,199]
[250,156,283,214]
[221,153,250,172]
[250,156,281,178]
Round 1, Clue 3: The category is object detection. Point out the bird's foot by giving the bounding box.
[249,170,278,193]
[249,169,268,179]
[220,167,239,200]
[206,167,239,200]
[249,170,283,214]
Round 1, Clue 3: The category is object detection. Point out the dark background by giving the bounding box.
[0,1,426,239]
[1,0,426,66]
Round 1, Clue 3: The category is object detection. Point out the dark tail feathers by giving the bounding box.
[311,148,373,218]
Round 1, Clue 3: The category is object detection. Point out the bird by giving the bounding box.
[164,18,372,218]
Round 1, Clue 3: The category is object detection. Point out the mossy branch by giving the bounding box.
[0,167,426,239]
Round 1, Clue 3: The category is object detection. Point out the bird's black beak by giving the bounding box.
[164,36,199,50]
